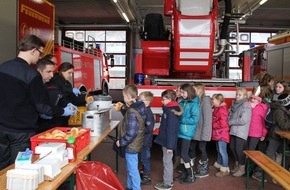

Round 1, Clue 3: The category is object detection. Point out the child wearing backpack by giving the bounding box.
[248,87,268,151]
[115,84,146,190]
[250,85,273,182]
[138,91,155,185]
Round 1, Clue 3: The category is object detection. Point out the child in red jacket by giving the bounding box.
[211,94,230,177]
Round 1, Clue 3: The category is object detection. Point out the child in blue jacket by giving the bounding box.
[138,91,155,185]
[154,90,181,190]
[176,83,200,184]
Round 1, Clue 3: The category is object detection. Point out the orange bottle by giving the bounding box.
[67,136,77,162]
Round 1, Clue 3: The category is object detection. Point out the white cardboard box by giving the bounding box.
[35,142,66,156]
[35,158,61,179]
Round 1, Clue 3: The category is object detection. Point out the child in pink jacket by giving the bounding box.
[248,94,268,150]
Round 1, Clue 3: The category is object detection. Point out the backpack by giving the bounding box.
[265,108,275,130]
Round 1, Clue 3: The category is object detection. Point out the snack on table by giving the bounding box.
[79,129,87,135]
[44,133,53,139]
[70,127,79,138]
[38,135,46,139]
[31,127,90,154]
[113,102,123,111]
[86,96,94,104]
[37,128,84,139]
[51,129,62,135]
[53,132,66,139]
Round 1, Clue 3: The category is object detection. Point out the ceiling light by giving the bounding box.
[259,0,268,5]
[112,0,131,23]
[31,0,44,3]
[122,12,129,22]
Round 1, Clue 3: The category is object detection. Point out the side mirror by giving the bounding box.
[110,54,114,68]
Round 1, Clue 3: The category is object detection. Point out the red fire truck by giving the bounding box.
[54,38,110,95]
[18,0,110,95]
[135,0,256,132]
[245,31,290,82]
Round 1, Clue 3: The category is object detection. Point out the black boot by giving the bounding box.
[190,157,196,173]
[141,174,152,185]
[174,164,187,181]
[195,159,209,178]
[173,156,181,170]
[181,163,196,184]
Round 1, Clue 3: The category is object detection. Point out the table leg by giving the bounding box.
[282,138,286,168]
[115,126,119,172]
[60,172,75,190]
[246,158,249,190]
[87,153,91,161]
[69,173,75,190]
[261,170,265,190]
[284,139,290,171]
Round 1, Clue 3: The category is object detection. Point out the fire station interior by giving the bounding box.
[1,0,290,189]
[52,0,288,189]
[48,0,290,102]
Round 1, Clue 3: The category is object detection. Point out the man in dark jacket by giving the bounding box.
[0,35,74,170]
[35,58,77,133]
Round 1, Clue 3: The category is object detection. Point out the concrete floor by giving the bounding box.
[71,110,284,190]
[89,132,284,190]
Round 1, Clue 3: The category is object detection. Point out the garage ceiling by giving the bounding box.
[50,0,290,32]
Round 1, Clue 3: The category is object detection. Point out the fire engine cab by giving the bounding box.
[244,31,290,82]
[54,36,111,95]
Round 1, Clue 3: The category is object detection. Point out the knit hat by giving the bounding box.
[278,93,290,110]
[250,95,262,102]
[250,86,262,102]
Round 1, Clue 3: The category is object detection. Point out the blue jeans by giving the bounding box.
[125,153,141,190]
[216,140,228,167]
[141,146,151,174]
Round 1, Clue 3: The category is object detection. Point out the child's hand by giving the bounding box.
[167,149,173,154]
[171,105,183,116]
[116,140,120,147]
[86,96,94,104]
[260,136,265,141]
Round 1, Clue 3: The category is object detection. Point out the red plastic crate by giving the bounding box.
[30,127,90,154]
